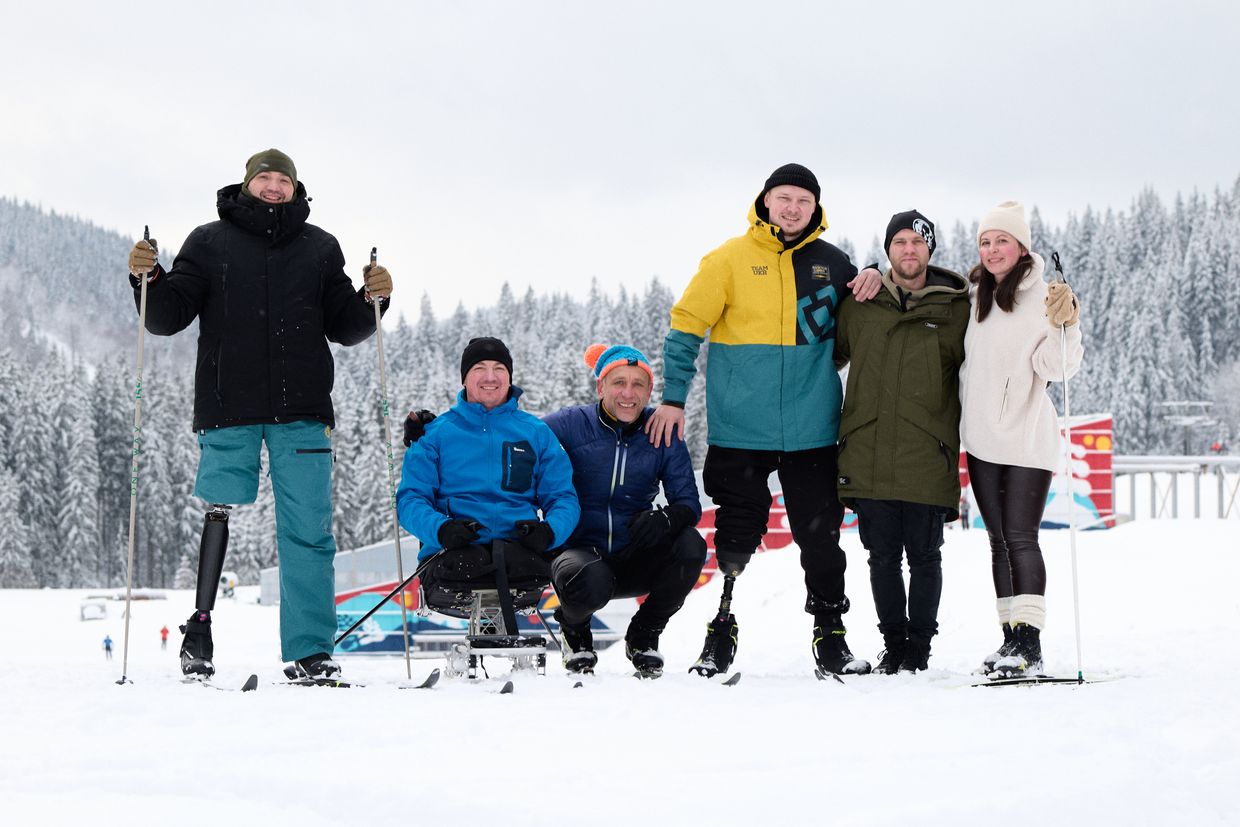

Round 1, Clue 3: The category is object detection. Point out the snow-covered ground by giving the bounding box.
[4,520,1238,827]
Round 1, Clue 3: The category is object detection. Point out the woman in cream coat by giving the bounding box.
[959,201,1083,678]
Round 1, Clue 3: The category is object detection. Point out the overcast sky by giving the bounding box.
[3,0,1237,324]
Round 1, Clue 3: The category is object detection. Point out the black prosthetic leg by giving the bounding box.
[180,505,231,677]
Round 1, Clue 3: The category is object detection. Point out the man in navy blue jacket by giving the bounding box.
[396,338,579,589]
[542,345,706,677]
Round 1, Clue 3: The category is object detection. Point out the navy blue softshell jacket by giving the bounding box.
[542,403,701,555]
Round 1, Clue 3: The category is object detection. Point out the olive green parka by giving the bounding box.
[834,266,970,518]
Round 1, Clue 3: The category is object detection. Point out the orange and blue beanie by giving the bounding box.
[583,343,653,383]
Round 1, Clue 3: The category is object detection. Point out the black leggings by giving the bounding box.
[966,454,1052,598]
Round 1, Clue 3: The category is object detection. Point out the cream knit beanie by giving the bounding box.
[977,200,1032,251]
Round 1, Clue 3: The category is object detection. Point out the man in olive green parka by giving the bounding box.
[834,210,969,675]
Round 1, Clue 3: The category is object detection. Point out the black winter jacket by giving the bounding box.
[131,183,384,430]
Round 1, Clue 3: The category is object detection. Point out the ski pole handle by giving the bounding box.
[1051,251,1067,284]
[144,225,149,243]
[370,246,377,267]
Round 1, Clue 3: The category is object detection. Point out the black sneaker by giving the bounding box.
[294,653,342,679]
[558,617,598,674]
[625,620,664,678]
[873,636,908,675]
[812,615,871,675]
[179,611,214,678]
[899,638,931,673]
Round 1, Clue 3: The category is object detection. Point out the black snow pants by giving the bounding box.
[853,499,946,645]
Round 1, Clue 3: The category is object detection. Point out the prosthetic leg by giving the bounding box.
[180,505,231,677]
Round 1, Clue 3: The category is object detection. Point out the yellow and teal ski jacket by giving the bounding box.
[661,199,858,451]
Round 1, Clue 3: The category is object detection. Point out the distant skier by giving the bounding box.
[103,635,113,660]
[644,163,883,676]
[542,344,707,677]
[834,210,970,675]
[959,202,1084,678]
[160,625,169,651]
[126,148,392,681]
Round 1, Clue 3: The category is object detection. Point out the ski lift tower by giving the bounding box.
[1157,401,1216,455]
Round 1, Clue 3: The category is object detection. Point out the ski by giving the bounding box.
[498,680,514,694]
[720,672,742,687]
[398,668,441,690]
[974,675,1104,688]
[283,676,357,688]
[182,673,258,692]
[814,668,847,685]
[632,668,663,680]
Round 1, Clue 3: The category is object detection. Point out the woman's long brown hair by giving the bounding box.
[968,254,1032,322]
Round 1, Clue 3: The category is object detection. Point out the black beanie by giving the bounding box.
[883,210,937,258]
[761,163,820,202]
[244,148,298,189]
[460,337,513,382]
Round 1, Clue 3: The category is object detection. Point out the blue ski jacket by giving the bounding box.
[542,403,701,555]
[397,387,580,561]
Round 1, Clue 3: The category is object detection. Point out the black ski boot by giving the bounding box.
[978,623,1015,674]
[625,620,664,679]
[557,614,598,674]
[294,653,342,679]
[899,637,931,673]
[873,633,908,675]
[992,623,1043,678]
[812,615,871,676]
[690,612,738,677]
[179,610,215,678]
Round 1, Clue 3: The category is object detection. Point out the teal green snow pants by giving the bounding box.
[194,420,337,663]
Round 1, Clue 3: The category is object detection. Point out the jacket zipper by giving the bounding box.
[999,378,1010,423]
[607,440,622,553]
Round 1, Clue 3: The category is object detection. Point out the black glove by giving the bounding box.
[627,507,673,551]
[438,519,482,550]
[402,409,437,447]
[513,520,555,554]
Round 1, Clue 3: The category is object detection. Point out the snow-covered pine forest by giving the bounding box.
[2,179,1240,589]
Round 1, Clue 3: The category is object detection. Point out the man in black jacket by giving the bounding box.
[127,148,391,680]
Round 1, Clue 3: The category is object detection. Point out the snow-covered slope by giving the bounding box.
[4,520,1237,826]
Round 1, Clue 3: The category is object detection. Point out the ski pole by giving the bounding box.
[334,553,437,647]
[369,246,413,678]
[117,226,152,686]
[1052,251,1084,684]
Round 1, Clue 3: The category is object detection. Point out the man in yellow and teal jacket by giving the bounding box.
[646,163,881,676]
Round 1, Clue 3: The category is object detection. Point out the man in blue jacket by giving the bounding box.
[396,338,579,604]
[543,344,706,677]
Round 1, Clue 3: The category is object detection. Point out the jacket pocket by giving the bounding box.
[998,378,1010,423]
[502,440,536,493]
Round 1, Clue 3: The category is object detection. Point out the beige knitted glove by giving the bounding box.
[1045,282,1079,327]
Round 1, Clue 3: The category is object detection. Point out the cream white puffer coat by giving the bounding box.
[959,252,1084,471]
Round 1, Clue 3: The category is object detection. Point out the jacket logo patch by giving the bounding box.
[924,322,940,329]
[751,265,768,276]
[811,264,831,281]
[837,475,850,486]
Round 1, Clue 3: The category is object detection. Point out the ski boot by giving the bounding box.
[690,611,738,677]
[899,637,931,673]
[293,653,343,679]
[625,620,664,679]
[179,610,215,678]
[812,615,871,676]
[991,623,1043,678]
[557,614,598,675]
[872,633,908,676]
[977,623,1015,674]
